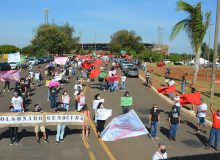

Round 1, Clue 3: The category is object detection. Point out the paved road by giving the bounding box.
[0,63,218,160]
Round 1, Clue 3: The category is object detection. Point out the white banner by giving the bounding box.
[0,115,43,124]
[97,109,112,120]
[93,99,104,109]
[46,115,84,123]
[8,52,21,63]
[101,110,149,141]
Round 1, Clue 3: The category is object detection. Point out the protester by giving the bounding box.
[169,78,175,97]
[114,72,120,91]
[54,105,67,145]
[145,70,150,85]
[196,98,207,133]
[32,104,49,144]
[121,92,132,114]
[9,106,19,145]
[164,72,169,87]
[77,90,85,112]
[112,61,115,70]
[86,71,91,87]
[168,105,180,141]
[115,63,119,71]
[104,74,110,91]
[105,61,108,68]
[180,75,186,94]
[205,102,220,151]
[94,94,101,126]
[60,90,70,111]
[98,76,104,92]
[11,92,24,112]
[152,142,167,160]
[167,66,171,75]
[173,93,181,115]
[74,81,82,91]
[34,70,40,88]
[97,102,105,138]
[81,104,90,140]
[149,104,160,140]
[4,80,10,92]
[143,62,146,72]
[50,86,59,110]
[109,74,117,92]
[25,75,31,98]
[121,74,126,91]
[74,86,81,112]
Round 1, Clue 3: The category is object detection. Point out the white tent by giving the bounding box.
[189,58,209,64]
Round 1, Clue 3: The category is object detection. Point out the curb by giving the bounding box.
[138,74,213,127]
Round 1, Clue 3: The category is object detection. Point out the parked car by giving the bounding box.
[174,62,182,65]
[29,58,39,65]
[9,62,19,70]
[120,61,130,69]
[42,56,50,63]
[0,62,11,71]
[48,56,54,61]
[122,64,134,72]
[125,67,139,77]
[37,58,44,64]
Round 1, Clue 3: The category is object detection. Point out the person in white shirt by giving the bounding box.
[11,92,24,112]
[143,62,146,72]
[74,82,82,91]
[152,142,167,160]
[34,71,40,88]
[173,93,181,114]
[169,78,175,98]
[74,86,80,111]
[112,61,115,69]
[196,98,207,133]
[121,75,126,91]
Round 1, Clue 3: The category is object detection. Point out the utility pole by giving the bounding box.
[43,8,50,24]
[207,23,214,83]
[210,0,220,98]
[158,26,161,45]
[94,31,97,52]
[161,28,164,60]
[51,19,55,25]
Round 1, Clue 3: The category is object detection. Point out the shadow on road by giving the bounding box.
[187,131,209,146]
[160,126,169,139]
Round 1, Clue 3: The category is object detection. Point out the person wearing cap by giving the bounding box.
[173,93,181,115]
[205,102,220,151]
[196,98,207,133]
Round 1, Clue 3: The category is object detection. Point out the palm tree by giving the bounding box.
[180,52,189,64]
[170,0,211,85]
[201,42,208,63]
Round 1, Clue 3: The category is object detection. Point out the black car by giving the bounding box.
[174,62,182,65]
[37,58,44,64]
[0,62,11,71]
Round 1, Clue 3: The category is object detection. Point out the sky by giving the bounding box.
[0,0,219,54]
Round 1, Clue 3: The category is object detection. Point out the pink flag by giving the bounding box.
[109,70,116,77]
[0,70,20,82]
[48,81,60,88]
[53,57,68,65]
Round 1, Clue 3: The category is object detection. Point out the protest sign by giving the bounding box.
[0,70,20,82]
[53,57,68,65]
[93,99,105,109]
[109,70,116,76]
[82,72,87,78]
[8,52,21,63]
[45,80,50,86]
[63,96,70,104]
[120,97,132,106]
[0,112,89,127]
[97,109,112,120]
[48,81,60,88]
[79,96,85,106]
[101,110,149,141]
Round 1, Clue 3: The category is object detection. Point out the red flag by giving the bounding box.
[90,67,101,78]
[180,92,201,106]
[91,59,103,66]
[156,61,166,67]
[157,85,176,93]
[125,55,129,57]
[88,54,91,56]
[81,63,92,68]
[77,55,87,59]
[122,53,126,56]
[101,54,105,57]
[88,57,93,60]
[108,54,112,57]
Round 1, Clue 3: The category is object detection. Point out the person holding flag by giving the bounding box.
[152,143,167,160]
[205,102,220,151]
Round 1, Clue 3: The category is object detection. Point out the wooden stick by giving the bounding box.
[148,134,164,159]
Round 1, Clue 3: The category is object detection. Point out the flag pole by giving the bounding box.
[148,134,164,159]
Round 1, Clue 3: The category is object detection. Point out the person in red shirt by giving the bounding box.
[206,102,220,151]
[109,74,117,92]
[105,61,108,68]
[115,63,119,71]
[114,72,121,91]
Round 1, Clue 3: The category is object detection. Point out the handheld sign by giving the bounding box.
[63,96,70,104]
[46,80,50,86]
[93,99,104,109]
[120,97,132,106]
[97,109,112,120]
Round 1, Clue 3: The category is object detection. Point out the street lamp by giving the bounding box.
[94,31,97,52]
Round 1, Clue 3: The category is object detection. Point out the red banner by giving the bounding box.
[81,63,92,68]
[91,59,103,66]
[77,55,87,59]
[156,61,166,67]
[90,67,101,78]
[108,54,112,57]
[180,92,201,106]
[157,85,176,93]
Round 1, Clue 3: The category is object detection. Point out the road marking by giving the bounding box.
[83,86,116,160]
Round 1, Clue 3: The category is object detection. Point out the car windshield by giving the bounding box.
[9,62,16,64]
[126,65,133,68]
[130,68,138,71]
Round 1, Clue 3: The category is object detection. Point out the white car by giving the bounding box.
[9,62,18,70]
[28,58,39,65]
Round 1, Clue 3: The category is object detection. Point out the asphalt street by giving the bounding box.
[0,63,218,160]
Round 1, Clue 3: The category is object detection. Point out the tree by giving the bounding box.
[88,46,93,53]
[107,30,144,54]
[80,48,85,55]
[170,0,211,85]
[0,45,19,53]
[180,52,189,64]
[31,23,79,57]
[75,47,80,55]
[170,55,180,62]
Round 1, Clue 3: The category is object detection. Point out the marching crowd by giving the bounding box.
[2,55,220,160]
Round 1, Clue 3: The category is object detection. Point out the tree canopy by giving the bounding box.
[0,45,19,54]
[31,23,79,57]
[107,30,144,54]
